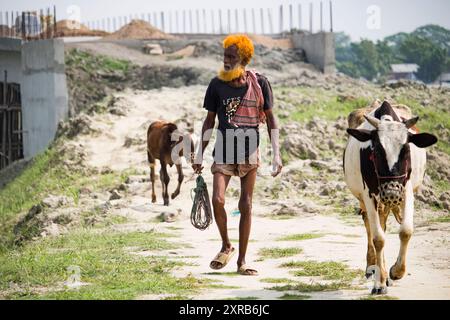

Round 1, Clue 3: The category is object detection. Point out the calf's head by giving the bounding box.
[347,115,437,207]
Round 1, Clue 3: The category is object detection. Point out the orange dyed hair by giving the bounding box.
[223,34,254,66]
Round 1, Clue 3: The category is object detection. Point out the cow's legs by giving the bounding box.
[361,209,377,277]
[160,162,170,206]
[364,194,388,294]
[390,183,414,280]
[379,205,392,286]
[171,164,183,200]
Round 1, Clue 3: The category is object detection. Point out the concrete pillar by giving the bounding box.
[219,9,223,34]
[291,32,335,73]
[298,4,302,30]
[211,10,215,34]
[320,2,323,31]
[252,8,256,34]
[196,10,200,33]
[279,5,283,33]
[289,4,293,31]
[260,8,264,34]
[203,9,207,33]
[21,39,69,158]
[243,9,247,33]
[268,8,273,34]
[227,9,231,33]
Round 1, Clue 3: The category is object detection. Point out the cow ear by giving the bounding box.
[408,133,438,148]
[347,129,372,142]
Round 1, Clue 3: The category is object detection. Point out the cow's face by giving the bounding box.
[347,115,437,206]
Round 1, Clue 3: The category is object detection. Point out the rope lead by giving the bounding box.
[190,174,213,230]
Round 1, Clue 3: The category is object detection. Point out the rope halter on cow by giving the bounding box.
[368,142,407,209]
[364,114,410,208]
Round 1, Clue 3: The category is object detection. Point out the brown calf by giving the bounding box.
[147,121,194,206]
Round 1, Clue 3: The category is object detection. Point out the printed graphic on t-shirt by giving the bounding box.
[224,97,241,124]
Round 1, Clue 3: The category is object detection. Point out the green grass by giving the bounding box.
[206,284,241,290]
[395,97,450,154]
[257,247,302,260]
[203,272,240,277]
[260,278,293,284]
[267,281,349,292]
[359,295,399,300]
[276,233,324,241]
[274,87,370,123]
[0,140,140,251]
[66,49,131,74]
[0,228,205,299]
[268,214,296,220]
[279,260,362,282]
[224,296,260,300]
[279,293,311,300]
[429,215,450,223]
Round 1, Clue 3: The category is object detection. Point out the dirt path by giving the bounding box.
[75,86,450,300]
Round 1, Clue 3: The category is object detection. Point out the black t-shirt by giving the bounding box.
[203,73,274,164]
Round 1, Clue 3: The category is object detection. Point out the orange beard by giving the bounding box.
[218,64,246,82]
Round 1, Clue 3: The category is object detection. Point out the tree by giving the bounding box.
[352,40,379,81]
[399,35,448,83]
[375,40,398,77]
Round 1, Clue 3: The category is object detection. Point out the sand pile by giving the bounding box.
[53,20,109,37]
[105,19,175,40]
[248,34,293,49]
[0,25,11,36]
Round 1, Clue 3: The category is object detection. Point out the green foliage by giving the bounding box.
[336,24,450,82]
[399,35,448,83]
[66,49,130,74]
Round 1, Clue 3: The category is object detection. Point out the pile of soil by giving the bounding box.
[248,34,293,49]
[50,20,109,37]
[0,25,11,36]
[104,19,175,40]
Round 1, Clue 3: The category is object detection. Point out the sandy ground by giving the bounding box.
[75,85,450,300]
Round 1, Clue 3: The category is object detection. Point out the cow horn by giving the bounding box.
[364,115,380,129]
[404,116,419,129]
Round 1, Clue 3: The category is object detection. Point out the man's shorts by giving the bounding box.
[211,162,259,178]
[211,149,260,178]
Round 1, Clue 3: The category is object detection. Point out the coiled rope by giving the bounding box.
[190,174,213,230]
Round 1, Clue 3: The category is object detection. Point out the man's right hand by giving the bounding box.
[192,163,204,174]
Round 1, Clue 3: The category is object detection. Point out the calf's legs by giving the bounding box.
[171,164,183,200]
[160,162,170,206]
[148,152,157,203]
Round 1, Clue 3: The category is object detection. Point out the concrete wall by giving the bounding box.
[292,32,335,74]
[21,39,69,158]
[0,38,22,84]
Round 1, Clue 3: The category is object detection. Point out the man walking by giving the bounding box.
[192,34,282,275]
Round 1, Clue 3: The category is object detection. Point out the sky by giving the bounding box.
[1,0,450,41]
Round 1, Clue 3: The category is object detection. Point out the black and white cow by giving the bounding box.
[343,101,438,294]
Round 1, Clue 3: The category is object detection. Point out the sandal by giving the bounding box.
[209,247,236,270]
[237,264,259,276]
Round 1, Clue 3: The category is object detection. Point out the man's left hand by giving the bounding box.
[271,155,283,177]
